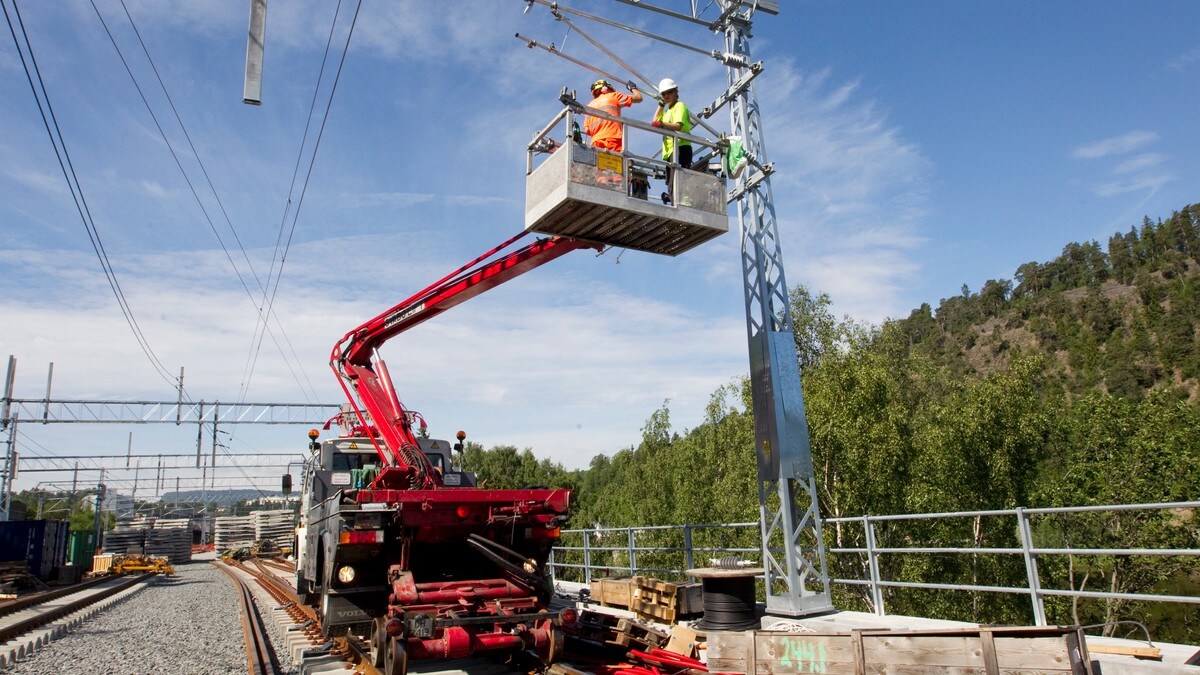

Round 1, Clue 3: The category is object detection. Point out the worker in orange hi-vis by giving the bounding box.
[584,78,643,153]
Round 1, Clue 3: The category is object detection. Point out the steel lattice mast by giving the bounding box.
[717,1,833,616]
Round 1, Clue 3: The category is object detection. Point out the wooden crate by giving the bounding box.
[630,576,703,624]
[709,626,1093,674]
[590,577,636,609]
[91,553,114,575]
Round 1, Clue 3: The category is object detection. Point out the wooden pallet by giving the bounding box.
[0,562,48,592]
[612,617,669,651]
[574,609,669,652]
[630,576,703,624]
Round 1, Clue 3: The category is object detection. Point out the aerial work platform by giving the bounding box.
[525,101,728,257]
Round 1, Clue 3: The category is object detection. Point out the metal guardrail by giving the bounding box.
[548,501,1200,626]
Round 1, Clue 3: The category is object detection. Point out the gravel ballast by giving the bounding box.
[4,555,296,675]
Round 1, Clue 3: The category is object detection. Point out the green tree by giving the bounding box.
[1035,393,1200,638]
[789,285,845,370]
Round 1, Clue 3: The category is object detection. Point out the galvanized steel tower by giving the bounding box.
[716,0,833,616]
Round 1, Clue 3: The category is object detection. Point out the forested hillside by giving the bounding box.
[903,203,1200,401]
[463,203,1200,641]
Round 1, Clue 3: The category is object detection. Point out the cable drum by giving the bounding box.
[688,567,763,632]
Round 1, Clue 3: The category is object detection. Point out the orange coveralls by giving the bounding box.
[585,91,637,152]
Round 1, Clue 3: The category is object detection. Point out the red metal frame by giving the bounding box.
[324,232,600,667]
[330,233,600,483]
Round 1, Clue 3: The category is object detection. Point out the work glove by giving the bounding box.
[651,120,663,128]
[627,81,638,92]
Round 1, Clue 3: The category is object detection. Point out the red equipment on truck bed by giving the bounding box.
[299,232,600,674]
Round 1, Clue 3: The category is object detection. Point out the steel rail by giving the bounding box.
[211,561,282,675]
[0,572,153,643]
[337,633,384,675]
[0,574,114,619]
[255,557,296,575]
[242,558,318,624]
[237,559,383,674]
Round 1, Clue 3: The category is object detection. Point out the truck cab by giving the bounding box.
[295,435,477,633]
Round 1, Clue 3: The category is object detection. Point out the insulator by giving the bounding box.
[719,51,751,68]
[712,555,742,569]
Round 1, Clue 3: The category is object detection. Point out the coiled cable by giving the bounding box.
[695,575,759,631]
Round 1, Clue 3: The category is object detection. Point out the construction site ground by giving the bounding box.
[552,579,1200,674]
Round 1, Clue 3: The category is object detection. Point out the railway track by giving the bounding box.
[212,560,287,675]
[0,572,155,666]
[215,556,372,674]
[217,556,697,675]
[0,574,115,621]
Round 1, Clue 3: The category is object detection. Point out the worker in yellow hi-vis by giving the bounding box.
[651,78,691,205]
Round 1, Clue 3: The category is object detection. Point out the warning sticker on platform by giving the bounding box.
[597,152,623,175]
[595,151,624,174]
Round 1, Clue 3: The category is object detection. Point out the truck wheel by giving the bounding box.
[384,636,407,675]
[368,617,386,668]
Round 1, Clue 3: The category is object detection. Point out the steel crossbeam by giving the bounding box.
[4,398,339,425]
[18,452,302,473]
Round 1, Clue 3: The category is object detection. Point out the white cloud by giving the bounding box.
[1071,133,1173,199]
[0,166,66,196]
[0,235,745,471]
[1094,174,1172,198]
[1072,131,1158,159]
[139,180,172,200]
[1112,153,1165,175]
[754,64,931,324]
[804,247,922,324]
[1167,46,1200,72]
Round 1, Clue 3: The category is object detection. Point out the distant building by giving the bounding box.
[102,492,135,520]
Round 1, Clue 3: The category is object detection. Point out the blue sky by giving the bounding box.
[1,1,1197,494]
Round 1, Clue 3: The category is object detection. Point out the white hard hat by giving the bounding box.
[658,78,678,93]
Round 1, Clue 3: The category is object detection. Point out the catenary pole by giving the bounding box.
[716,0,832,615]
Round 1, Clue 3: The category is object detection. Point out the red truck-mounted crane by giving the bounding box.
[302,82,732,675]
[297,232,601,674]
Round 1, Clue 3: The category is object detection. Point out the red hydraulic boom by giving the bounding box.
[330,232,601,489]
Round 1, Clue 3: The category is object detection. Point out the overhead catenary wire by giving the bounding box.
[526,0,715,59]
[515,33,631,93]
[521,1,724,139]
[548,8,658,95]
[239,0,348,404]
[242,0,363,408]
[3,0,177,390]
[91,0,321,406]
[116,0,322,405]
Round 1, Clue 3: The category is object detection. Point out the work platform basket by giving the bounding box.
[525,100,728,257]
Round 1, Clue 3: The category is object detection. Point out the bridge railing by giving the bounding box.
[548,501,1200,626]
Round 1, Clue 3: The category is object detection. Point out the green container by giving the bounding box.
[67,530,96,567]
